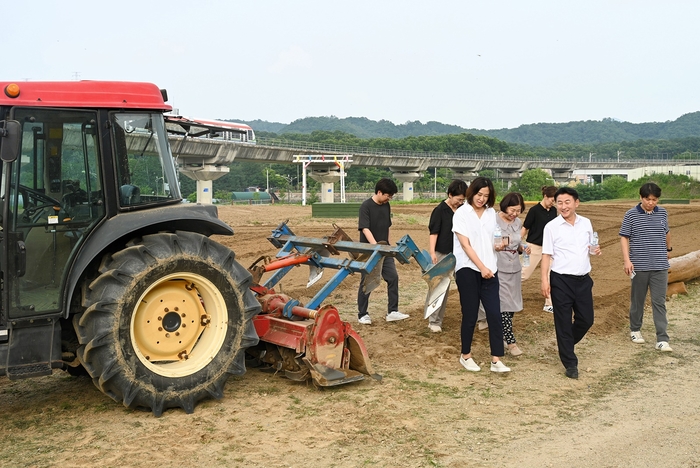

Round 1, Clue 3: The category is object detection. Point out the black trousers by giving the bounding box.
[357,256,399,317]
[550,272,594,369]
[455,268,504,357]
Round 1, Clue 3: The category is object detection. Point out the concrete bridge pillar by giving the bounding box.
[551,170,573,184]
[178,163,230,204]
[392,171,422,202]
[451,171,480,183]
[309,168,343,203]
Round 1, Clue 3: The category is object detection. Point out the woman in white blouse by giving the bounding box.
[452,177,511,373]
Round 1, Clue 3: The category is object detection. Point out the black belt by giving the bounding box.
[554,272,589,279]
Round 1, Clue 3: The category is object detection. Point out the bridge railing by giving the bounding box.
[255,137,700,165]
[256,137,539,161]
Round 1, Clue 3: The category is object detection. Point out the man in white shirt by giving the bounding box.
[541,187,601,379]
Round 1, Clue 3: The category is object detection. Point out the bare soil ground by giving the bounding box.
[2,201,700,468]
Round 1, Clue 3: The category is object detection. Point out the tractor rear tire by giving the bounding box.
[73,231,260,416]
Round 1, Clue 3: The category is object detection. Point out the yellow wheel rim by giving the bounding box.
[130,272,228,377]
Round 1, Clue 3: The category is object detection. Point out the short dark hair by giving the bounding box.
[542,186,557,198]
[499,192,525,212]
[447,179,468,197]
[639,182,661,198]
[466,177,496,208]
[554,186,579,201]
[375,178,398,196]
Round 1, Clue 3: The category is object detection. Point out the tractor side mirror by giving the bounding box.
[0,120,21,162]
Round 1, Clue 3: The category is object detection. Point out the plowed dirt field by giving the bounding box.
[2,201,699,468]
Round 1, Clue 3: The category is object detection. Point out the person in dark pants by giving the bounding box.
[453,177,510,373]
[619,182,672,351]
[426,179,467,333]
[357,178,409,325]
[541,187,601,379]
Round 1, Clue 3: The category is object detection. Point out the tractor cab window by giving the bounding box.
[5,109,105,317]
[112,113,181,207]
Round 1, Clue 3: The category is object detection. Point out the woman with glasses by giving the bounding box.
[426,179,468,333]
[496,192,529,356]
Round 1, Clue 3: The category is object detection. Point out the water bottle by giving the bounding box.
[521,243,530,267]
[589,231,599,255]
[493,225,502,249]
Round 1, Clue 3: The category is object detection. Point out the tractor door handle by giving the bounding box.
[15,240,26,277]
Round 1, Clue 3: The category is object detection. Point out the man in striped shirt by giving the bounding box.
[619,182,672,352]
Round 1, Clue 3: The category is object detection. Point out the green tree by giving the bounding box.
[515,169,553,199]
[601,176,627,199]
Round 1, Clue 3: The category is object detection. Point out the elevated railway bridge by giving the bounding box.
[158,134,699,203]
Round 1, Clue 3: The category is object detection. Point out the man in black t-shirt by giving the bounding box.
[357,178,409,324]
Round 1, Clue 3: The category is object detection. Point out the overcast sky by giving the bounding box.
[5,1,700,130]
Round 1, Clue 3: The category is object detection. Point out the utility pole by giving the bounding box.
[433,167,437,199]
[617,150,624,162]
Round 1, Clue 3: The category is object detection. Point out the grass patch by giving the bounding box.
[383,370,469,399]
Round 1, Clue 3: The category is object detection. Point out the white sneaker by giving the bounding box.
[630,331,645,344]
[656,341,673,352]
[428,324,442,333]
[543,305,554,313]
[460,356,481,372]
[490,361,511,373]
[386,311,409,322]
[358,315,372,325]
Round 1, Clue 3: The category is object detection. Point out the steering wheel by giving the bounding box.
[19,185,63,219]
[25,203,61,216]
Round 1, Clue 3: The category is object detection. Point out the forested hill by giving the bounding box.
[230,112,700,147]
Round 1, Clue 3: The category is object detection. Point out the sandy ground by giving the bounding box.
[1,201,700,468]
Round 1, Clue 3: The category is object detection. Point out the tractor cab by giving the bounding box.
[0,82,180,324]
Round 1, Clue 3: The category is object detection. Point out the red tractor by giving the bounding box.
[0,81,261,415]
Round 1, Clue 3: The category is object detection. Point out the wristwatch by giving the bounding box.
[667,247,673,252]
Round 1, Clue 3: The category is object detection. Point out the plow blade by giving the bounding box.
[307,265,324,287]
[361,257,385,295]
[422,253,456,319]
[303,358,366,387]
